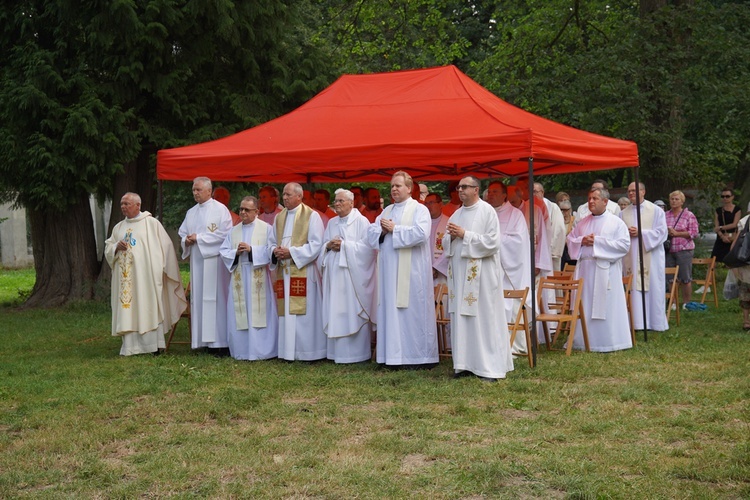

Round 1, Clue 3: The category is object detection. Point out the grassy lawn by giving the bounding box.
[0,267,748,497]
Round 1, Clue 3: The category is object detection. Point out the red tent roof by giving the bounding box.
[157,65,638,183]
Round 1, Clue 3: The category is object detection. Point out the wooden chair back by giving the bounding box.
[166,283,191,352]
[434,284,451,359]
[622,275,635,346]
[504,288,533,368]
[692,256,718,307]
[665,265,680,326]
[536,276,589,355]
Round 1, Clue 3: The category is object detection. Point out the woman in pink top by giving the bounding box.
[665,190,700,308]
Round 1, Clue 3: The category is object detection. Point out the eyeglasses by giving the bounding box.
[721,194,732,198]
[456,184,479,191]
[238,207,257,212]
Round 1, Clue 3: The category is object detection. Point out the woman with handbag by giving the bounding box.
[665,190,700,310]
[711,188,742,264]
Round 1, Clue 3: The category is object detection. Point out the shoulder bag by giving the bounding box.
[723,223,750,268]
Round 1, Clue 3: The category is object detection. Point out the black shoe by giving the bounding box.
[453,370,472,379]
[208,347,231,358]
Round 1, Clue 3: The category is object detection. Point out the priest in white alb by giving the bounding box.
[487,181,532,356]
[219,196,278,360]
[425,193,449,285]
[620,182,669,331]
[443,176,514,380]
[179,177,233,353]
[318,189,377,363]
[366,171,438,368]
[270,182,326,361]
[105,192,187,356]
[567,187,632,352]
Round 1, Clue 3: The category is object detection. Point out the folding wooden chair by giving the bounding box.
[166,283,191,351]
[622,274,635,347]
[504,288,533,368]
[692,256,718,307]
[434,284,451,359]
[665,265,680,326]
[562,263,576,274]
[536,276,589,355]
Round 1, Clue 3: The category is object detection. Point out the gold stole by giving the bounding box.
[230,221,269,329]
[622,202,654,292]
[274,204,313,315]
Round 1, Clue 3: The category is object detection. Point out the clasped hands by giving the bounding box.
[185,233,198,247]
[327,237,342,252]
[237,242,252,254]
[446,222,465,239]
[274,246,292,260]
[582,233,596,246]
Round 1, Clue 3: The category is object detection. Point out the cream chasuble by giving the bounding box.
[105,212,187,356]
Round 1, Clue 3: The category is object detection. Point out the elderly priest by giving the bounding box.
[318,188,377,363]
[219,196,278,360]
[105,192,187,356]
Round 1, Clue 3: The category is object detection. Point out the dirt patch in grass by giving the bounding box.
[399,453,435,474]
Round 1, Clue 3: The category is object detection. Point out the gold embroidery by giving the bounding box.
[207,222,218,233]
[463,292,478,306]
[118,232,134,309]
[466,259,478,282]
[435,232,444,251]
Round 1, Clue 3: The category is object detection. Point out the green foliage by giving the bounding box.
[471,0,750,194]
[314,0,471,73]
[0,1,332,210]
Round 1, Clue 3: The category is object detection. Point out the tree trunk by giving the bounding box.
[24,193,100,308]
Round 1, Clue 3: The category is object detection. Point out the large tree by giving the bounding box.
[0,1,332,307]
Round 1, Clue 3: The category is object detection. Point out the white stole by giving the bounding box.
[622,202,655,292]
[382,199,417,308]
[230,220,269,329]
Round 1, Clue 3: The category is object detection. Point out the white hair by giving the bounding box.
[193,176,212,190]
[334,188,354,201]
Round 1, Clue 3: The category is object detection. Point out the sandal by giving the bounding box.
[743,323,750,331]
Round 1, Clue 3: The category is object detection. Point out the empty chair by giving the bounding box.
[434,284,451,359]
[504,288,533,368]
[536,275,589,356]
[665,265,681,326]
[692,257,718,307]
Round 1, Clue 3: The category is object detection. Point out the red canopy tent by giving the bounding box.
[156,65,650,356]
[156,65,638,182]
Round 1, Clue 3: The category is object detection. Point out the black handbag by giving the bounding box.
[723,223,750,268]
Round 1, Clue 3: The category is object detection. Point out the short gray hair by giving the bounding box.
[334,188,354,201]
[123,192,141,204]
[193,177,212,190]
[590,187,610,201]
[241,196,258,207]
[285,182,303,195]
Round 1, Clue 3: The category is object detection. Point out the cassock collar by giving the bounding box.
[127,211,150,222]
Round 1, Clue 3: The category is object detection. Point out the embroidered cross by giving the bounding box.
[290,277,307,297]
[463,292,478,306]
[274,280,284,299]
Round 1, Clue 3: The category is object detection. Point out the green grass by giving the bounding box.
[0,268,748,498]
[0,267,35,306]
